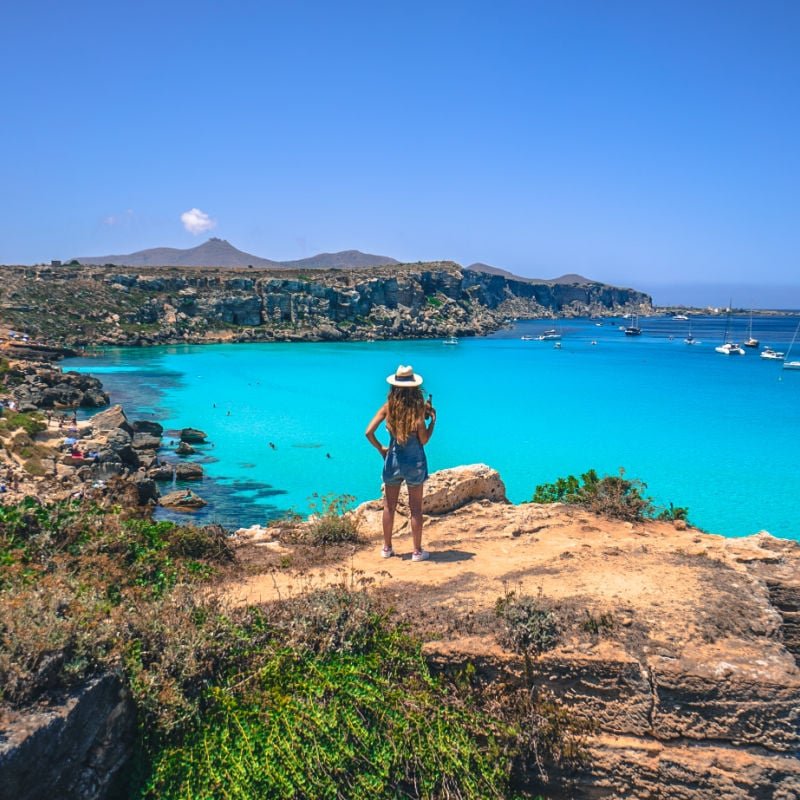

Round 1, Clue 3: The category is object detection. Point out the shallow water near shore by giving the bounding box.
[65,315,800,539]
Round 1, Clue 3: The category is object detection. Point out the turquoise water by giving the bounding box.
[65,315,800,539]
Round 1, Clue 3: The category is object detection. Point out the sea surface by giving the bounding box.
[64,315,800,540]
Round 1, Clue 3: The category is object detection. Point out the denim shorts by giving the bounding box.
[382,435,428,487]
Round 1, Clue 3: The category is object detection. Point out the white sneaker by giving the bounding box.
[381,546,395,558]
[411,550,430,562]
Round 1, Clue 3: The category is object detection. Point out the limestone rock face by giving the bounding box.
[421,463,508,515]
[0,674,135,800]
[0,263,653,347]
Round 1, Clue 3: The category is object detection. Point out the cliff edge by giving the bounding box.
[231,465,800,799]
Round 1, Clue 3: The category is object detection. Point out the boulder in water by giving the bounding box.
[179,427,207,443]
[176,441,195,456]
[160,489,207,510]
[175,462,203,481]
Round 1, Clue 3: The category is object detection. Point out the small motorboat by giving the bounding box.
[443,337,458,346]
[520,335,534,341]
[537,329,562,341]
[760,347,784,360]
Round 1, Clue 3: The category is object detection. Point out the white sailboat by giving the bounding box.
[684,320,700,345]
[743,311,759,348]
[715,304,745,356]
[783,321,800,370]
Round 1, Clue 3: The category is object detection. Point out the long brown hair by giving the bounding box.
[386,386,425,445]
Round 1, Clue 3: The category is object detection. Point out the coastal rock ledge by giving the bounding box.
[230,464,800,799]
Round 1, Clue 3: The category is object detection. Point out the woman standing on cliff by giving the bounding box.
[365,365,436,562]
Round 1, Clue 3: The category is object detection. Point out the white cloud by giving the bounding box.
[181,207,217,235]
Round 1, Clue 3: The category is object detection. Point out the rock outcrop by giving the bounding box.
[0,674,135,800]
[230,465,800,799]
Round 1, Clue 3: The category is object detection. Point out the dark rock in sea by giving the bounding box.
[176,441,195,455]
[160,489,207,510]
[132,419,164,436]
[175,462,203,481]
[180,427,208,443]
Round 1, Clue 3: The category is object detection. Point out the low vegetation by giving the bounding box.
[532,468,689,523]
[0,410,47,438]
[278,492,361,546]
[1,498,583,798]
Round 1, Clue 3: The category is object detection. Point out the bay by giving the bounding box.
[65,315,800,539]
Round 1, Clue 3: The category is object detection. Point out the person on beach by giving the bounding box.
[365,364,436,562]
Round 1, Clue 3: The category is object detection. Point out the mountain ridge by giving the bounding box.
[74,238,399,270]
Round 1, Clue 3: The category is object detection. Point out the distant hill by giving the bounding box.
[74,238,398,270]
[467,262,594,285]
[280,250,398,269]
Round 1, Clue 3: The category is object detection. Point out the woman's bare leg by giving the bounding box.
[383,483,401,550]
[407,483,424,553]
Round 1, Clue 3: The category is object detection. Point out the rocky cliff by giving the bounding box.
[0,263,652,347]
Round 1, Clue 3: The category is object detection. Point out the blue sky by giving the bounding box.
[2,1,798,305]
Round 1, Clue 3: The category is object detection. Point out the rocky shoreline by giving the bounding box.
[0,262,652,348]
[0,356,213,513]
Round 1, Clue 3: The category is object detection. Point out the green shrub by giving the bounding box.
[2,411,46,436]
[532,468,687,523]
[299,492,360,545]
[657,502,690,522]
[426,294,444,307]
